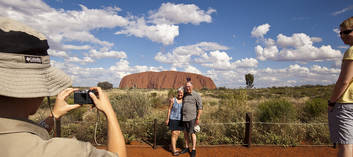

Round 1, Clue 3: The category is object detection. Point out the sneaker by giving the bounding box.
[180,148,189,154]
[191,150,196,157]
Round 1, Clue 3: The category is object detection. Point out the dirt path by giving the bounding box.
[123,145,337,157]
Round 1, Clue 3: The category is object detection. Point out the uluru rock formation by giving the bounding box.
[119,71,216,89]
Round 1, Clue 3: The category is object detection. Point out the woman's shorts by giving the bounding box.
[328,103,353,144]
[168,119,185,131]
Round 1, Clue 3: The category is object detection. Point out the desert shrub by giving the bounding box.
[211,89,249,122]
[257,99,296,122]
[167,88,177,98]
[61,120,107,144]
[151,92,157,97]
[64,106,90,121]
[301,98,327,122]
[197,123,245,145]
[304,124,330,144]
[109,92,152,121]
[151,95,168,108]
[120,119,154,144]
[97,81,113,90]
[217,86,227,90]
[252,124,304,146]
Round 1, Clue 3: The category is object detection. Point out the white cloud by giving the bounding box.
[254,39,279,61]
[155,42,230,69]
[253,26,342,62]
[109,59,164,78]
[184,65,201,74]
[0,1,128,49]
[251,23,270,38]
[311,37,322,43]
[116,3,215,45]
[116,17,179,45]
[333,28,340,37]
[195,50,233,69]
[332,5,353,16]
[194,51,258,70]
[66,56,94,64]
[233,58,258,68]
[51,59,164,87]
[202,63,340,88]
[48,49,69,58]
[89,49,127,59]
[148,2,215,25]
[63,44,91,50]
[338,45,349,49]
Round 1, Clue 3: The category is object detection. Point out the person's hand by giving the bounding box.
[53,88,81,118]
[89,87,114,115]
[165,119,169,126]
[328,106,334,112]
[195,119,200,125]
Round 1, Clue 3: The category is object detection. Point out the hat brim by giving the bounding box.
[0,66,71,98]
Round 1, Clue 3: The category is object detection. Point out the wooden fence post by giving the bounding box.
[153,119,157,149]
[245,112,252,147]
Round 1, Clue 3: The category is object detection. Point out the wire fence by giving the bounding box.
[57,113,333,148]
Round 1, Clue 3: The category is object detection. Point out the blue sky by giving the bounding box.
[1,0,352,88]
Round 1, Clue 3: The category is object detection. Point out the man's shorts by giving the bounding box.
[168,119,185,131]
[183,119,196,134]
[328,103,353,144]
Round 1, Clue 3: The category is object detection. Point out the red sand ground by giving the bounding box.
[101,145,338,157]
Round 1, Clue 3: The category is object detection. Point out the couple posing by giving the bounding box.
[165,81,202,157]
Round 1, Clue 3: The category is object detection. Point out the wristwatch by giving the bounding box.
[328,100,336,107]
[39,120,50,130]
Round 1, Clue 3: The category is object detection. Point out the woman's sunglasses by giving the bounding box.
[340,29,353,35]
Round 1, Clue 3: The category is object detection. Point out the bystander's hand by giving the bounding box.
[165,119,169,126]
[53,88,81,118]
[328,106,334,112]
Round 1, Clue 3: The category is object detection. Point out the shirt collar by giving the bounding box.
[0,117,50,140]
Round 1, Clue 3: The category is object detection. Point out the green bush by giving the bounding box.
[301,98,327,122]
[252,124,304,146]
[211,89,249,122]
[97,81,113,90]
[109,92,152,121]
[257,99,296,122]
[167,88,176,98]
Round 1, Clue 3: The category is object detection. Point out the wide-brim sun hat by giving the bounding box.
[0,17,71,98]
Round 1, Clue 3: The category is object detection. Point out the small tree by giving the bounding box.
[245,73,254,88]
[97,81,113,90]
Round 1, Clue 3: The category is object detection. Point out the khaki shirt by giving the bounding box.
[0,118,118,157]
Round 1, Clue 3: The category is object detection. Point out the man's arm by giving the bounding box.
[39,88,81,133]
[90,87,127,157]
[195,93,202,125]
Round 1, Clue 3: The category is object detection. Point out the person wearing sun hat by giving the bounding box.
[0,17,126,157]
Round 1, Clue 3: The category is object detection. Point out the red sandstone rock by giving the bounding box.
[119,71,216,89]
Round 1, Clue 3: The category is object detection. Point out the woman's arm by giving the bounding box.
[330,60,353,103]
[165,98,174,125]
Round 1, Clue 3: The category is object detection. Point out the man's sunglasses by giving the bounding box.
[340,29,353,35]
